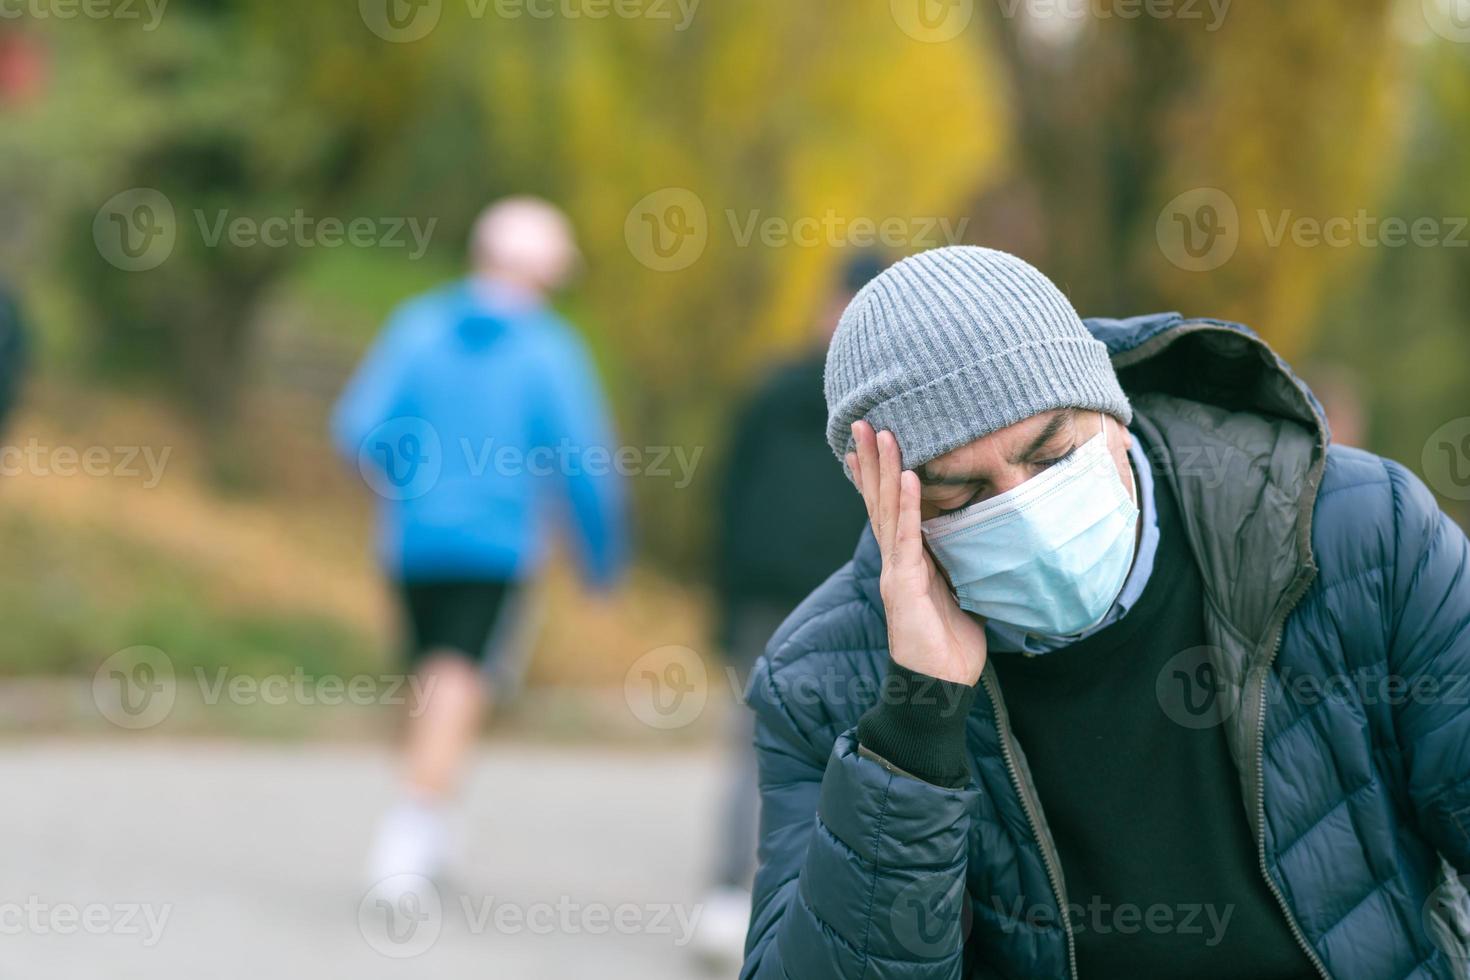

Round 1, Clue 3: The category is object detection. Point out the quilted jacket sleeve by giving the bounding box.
[1384,460,1470,871]
[740,641,980,980]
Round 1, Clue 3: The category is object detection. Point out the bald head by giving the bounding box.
[470,196,580,295]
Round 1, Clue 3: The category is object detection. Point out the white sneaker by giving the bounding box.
[690,886,752,973]
[366,799,449,888]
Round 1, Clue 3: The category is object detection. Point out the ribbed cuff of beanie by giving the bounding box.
[856,660,978,788]
[833,336,1131,474]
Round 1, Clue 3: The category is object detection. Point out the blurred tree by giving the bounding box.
[3,5,1005,563]
[1307,31,1470,521]
[1,5,431,458]
[977,0,1406,359]
[9,2,1462,573]
[442,3,1007,570]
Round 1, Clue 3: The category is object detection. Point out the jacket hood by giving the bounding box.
[454,309,512,350]
[1092,312,1327,446]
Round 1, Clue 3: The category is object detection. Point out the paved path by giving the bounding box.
[0,740,731,980]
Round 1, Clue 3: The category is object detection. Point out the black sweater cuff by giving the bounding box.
[856,660,978,788]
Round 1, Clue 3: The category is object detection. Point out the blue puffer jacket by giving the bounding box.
[742,313,1470,979]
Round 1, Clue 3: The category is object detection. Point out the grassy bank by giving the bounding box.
[0,384,716,727]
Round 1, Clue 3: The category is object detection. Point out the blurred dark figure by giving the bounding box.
[692,253,884,966]
[0,283,28,435]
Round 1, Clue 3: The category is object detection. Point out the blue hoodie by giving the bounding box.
[331,280,627,586]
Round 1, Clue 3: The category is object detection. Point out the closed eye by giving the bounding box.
[1032,443,1080,470]
[934,486,987,516]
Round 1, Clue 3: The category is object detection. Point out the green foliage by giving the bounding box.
[1307,35,1470,517]
[1147,0,1407,358]
[3,1,1468,572]
[0,510,382,678]
[975,0,1404,359]
[5,4,434,428]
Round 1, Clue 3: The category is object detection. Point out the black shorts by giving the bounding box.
[399,579,521,667]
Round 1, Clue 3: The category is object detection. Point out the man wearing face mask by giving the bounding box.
[740,246,1470,980]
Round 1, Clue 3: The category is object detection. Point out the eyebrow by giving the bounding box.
[917,409,1077,488]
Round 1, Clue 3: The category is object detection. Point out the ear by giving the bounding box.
[1110,414,1133,453]
[1104,414,1137,503]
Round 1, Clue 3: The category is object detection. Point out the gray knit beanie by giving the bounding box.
[824,246,1131,472]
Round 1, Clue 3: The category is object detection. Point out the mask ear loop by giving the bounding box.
[1097,410,1137,505]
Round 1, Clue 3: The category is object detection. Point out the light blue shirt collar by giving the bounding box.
[985,427,1160,655]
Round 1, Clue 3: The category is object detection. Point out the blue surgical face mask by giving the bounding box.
[920,414,1139,638]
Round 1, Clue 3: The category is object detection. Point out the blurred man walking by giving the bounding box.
[332,197,627,888]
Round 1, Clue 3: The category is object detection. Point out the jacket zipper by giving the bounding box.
[1114,319,1332,976]
[1252,601,1332,980]
[981,666,1078,980]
